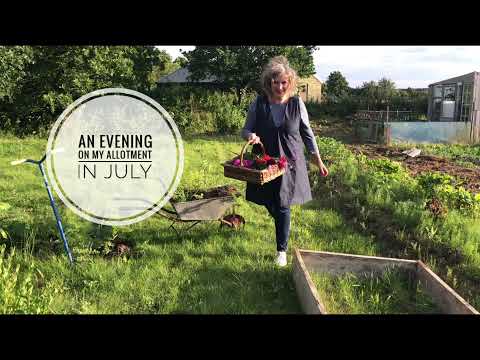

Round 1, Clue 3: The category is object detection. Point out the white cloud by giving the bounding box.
[314,46,480,88]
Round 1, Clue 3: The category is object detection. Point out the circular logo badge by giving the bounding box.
[46,88,184,226]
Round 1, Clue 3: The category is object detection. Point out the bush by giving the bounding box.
[0,202,10,244]
[307,95,360,118]
[417,172,480,215]
[199,91,241,134]
[305,86,428,120]
[304,100,323,118]
[151,86,257,135]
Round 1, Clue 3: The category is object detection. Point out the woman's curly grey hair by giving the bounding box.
[260,56,298,99]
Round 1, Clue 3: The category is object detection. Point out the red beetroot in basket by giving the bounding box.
[278,156,287,169]
[231,154,287,171]
[232,158,254,168]
[223,139,287,185]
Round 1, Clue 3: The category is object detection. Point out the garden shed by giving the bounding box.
[157,67,226,91]
[427,72,480,124]
[157,67,323,103]
[297,75,322,103]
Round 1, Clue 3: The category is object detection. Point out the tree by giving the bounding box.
[173,56,188,68]
[377,77,397,105]
[0,46,164,134]
[325,71,349,100]
[149,50,182,85]
[181,46,317,104]
[360,81,378,109]
[0,46,35,102]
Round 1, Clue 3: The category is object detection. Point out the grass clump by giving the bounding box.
[310,267,441,314]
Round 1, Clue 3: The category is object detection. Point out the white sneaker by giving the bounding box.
[275,251,287,267]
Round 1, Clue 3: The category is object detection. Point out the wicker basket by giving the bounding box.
[223,140,285,185]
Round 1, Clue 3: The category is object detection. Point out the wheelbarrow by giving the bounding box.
[155,195,238,238]
[122,185,242,238]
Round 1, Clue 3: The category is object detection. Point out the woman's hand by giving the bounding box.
[313,153,329,177]
[318,161,329,177]
[248,133,261,144]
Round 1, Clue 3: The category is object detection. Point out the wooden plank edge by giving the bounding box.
[416,261,479,315]
[298,249,418,264]
[292,248,327,314]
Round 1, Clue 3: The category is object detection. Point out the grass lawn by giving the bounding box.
[0,134,380,314]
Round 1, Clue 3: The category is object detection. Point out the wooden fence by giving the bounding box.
[354,109,420,122]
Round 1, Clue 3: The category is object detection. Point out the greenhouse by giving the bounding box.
[355,72,480,144]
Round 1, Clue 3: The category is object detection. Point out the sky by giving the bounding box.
[156,46,480,89]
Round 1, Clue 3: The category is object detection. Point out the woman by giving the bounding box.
[241,56,328,267]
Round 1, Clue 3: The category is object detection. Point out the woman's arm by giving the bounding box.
[298,98,320,154]
[298,98,329,176]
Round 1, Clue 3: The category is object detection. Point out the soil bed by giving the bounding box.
[347,144,480,194]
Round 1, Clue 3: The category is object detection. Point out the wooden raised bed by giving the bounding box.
[292,248,479,315]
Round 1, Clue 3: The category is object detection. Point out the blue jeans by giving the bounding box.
[264,198,291,252]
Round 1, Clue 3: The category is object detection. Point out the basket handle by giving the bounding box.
[240,139,266,166]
